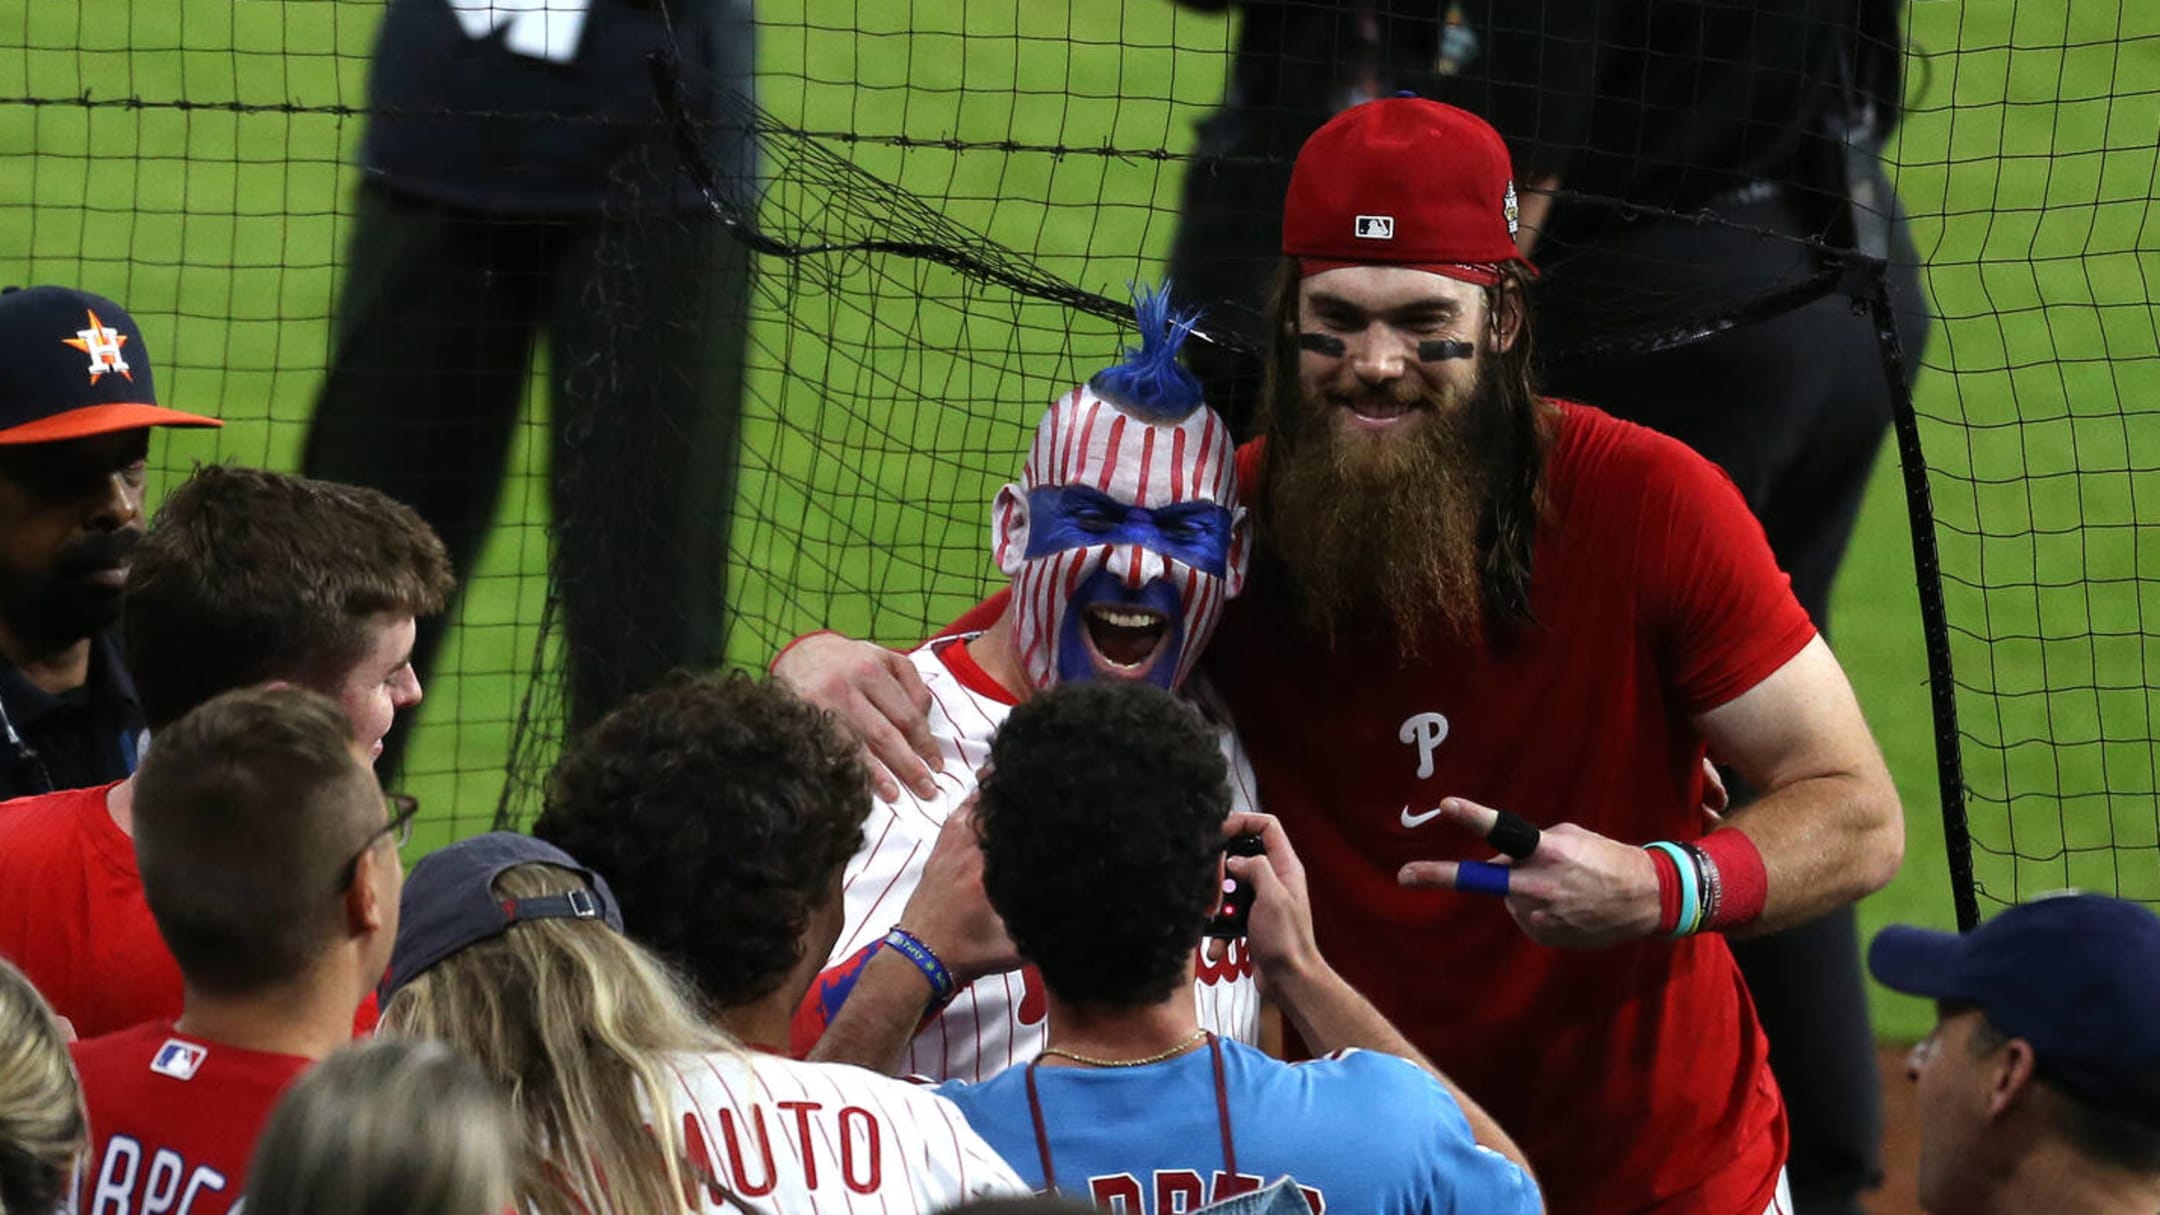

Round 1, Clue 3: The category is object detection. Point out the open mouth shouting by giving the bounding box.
[1056,570,1189,690]
[1084,603,1171,677]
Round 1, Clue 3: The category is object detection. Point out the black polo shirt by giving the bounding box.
[0,630,145,801]
[360,0,756,217]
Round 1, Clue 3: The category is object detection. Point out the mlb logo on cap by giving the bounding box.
[150,1039,207,1081]
[1283,96,1537,288]
[1355,215,1395,240]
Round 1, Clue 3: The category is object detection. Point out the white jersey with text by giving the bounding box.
[820,634,1263,1082]
[660,1048,1027,1213]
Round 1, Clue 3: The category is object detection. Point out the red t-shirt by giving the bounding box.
[71,1022,313,1215]
[1201,403,1811,1215]
[0,783,180,1040]
[0,783,381,1040]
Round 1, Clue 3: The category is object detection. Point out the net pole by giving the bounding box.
[1871,261,1978,932]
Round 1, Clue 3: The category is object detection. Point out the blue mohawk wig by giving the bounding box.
[1087,282,1206,423]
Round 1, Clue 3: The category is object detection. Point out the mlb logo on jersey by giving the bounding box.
[1354,215,1395,240]
[149,1039,207,1080]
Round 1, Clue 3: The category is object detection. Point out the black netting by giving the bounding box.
[8,2,2150,917]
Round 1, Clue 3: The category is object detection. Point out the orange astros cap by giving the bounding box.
[0,285,222,445]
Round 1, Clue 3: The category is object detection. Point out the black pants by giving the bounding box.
[1535,182,1929,1215]
[305,182,750,772]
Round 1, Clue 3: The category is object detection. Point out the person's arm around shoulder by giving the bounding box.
[772,631,946,802]
[1694,636,1903,934]
[1225,811,1539,1197]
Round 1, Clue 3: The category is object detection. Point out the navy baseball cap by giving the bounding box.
[0,285,221,445]
[381,832,623,1005]
[1869,893,2160,1119]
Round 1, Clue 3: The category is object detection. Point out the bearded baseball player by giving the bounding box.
[779,97,1903,1214]
[785,285,1263,1080]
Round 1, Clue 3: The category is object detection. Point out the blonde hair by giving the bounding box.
[379,863,733,1215]
[242,1038,515,1215]
[0,959,85,1215]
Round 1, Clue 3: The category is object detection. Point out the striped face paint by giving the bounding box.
[992,382,1248,692]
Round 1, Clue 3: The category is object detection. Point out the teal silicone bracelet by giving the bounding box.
[1644,841,1700,938]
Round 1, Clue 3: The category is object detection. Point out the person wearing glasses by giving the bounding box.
[68,687,405,1215]
[0,465,452,1039]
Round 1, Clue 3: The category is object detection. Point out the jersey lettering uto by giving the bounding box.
[659,1048,1026,1212]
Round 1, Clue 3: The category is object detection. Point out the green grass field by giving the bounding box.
[4,0,2156,1044]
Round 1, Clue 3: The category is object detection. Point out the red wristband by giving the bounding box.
[769,628,841,676]
[1646,846,1683,936]
[1698,829,1767,931]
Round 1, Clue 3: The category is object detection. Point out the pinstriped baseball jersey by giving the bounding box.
[815,634,1262,1083]
[660,1048,1028,1212]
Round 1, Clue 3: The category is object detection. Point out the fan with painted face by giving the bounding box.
[991,289,1251,694]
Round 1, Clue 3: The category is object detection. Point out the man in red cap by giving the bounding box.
[0,285,220,801]
[778,97,1903,1215]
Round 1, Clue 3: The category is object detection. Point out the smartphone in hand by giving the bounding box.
[1204,834,1266,939]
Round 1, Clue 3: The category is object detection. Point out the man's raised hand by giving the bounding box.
[1397,798,1664,949]
[1218,811,1324,995]
[895,796,1019,985]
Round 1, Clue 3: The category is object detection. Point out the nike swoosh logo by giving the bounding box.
[1400,805,1444,829]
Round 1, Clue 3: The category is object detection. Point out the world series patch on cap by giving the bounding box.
[1283,95,1537,288]
[0,285,222,445]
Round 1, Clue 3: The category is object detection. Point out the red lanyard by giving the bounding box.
[1023,1032,1237,1194]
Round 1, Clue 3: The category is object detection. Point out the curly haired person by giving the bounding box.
[534,669,870,1042]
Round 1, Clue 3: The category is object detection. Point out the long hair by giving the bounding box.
[0,959,86,1215]
[242,1038,516,1215]
[1253,259,1554,633]
[378,863,734,1215]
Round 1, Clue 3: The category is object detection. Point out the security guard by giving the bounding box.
[0,286,220,799]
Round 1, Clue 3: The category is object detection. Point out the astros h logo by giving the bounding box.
[62,308,132,384]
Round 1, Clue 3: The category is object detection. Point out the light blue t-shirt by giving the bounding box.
[937,1038,1539,1215]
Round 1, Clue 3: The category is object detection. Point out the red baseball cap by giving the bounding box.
[0,286,221,445]
[1282,96,1536,287]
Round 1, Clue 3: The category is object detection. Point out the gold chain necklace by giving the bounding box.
[1037,1028,1209,1069]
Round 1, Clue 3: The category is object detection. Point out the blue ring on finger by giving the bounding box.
[1456,860,1512,897]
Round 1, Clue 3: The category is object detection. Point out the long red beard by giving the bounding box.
[1264,369,1502,652]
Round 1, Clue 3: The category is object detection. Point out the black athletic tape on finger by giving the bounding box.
[1297,332,1346,357]
[1418,339,1474,361]
[1485,809,1541,860]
